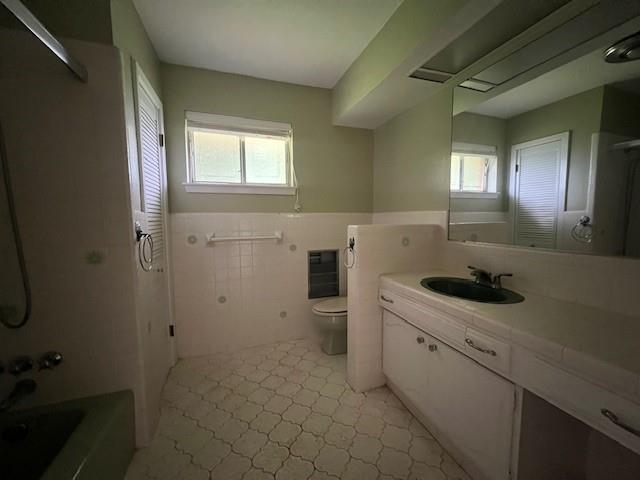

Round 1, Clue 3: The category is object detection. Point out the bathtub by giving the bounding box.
[0,390,134,480]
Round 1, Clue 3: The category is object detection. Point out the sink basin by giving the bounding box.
[421,277,524,304]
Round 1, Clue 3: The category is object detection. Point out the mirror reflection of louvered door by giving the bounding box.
[511,133,569,249]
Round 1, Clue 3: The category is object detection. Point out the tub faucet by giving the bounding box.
[0,379,37,412]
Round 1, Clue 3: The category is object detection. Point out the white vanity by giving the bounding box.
[378,271,640,480]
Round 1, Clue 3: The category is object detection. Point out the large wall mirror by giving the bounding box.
[449,23,640,258]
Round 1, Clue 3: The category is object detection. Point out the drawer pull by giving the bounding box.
[380,295,394,304]
[465,338,497,356]
[416,336,425,344]
[601,409,640,437]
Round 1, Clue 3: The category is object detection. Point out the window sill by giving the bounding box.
[183,183,296,196]
[451,191,499,199]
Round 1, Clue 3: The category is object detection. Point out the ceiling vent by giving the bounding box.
[410,68,453,83]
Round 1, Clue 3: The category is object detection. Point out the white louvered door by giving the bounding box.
[138,86,165,269]
[135,64,176,419]
[512,133,569,249]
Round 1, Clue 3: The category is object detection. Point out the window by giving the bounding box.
[450,142,498,198]
[184,112,295,195]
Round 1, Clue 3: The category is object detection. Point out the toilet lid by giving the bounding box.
[313,296,347,314]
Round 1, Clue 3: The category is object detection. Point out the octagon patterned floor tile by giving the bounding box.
[125,339,470,480]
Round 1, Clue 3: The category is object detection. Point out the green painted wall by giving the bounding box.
[110,0,162,213]
[506,87,604,211]
[111,0,161,94]
[451,112,508,212]
[373,88,452,212]
[332,0,466,122]
[162,64,373,213]
[0,0,112,44]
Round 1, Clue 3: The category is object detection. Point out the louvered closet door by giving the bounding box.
[514,139,564,249]
[138,86,165,268]
[135,66,176,416]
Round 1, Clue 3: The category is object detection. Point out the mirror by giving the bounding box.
[449,29,640,258]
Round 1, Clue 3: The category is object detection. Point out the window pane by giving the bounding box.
[461,155,487,192]
[192,130,241,183]
[244,136,287,185]
[450,154,461,190]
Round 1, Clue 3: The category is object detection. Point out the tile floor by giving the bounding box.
[126,339,471,480]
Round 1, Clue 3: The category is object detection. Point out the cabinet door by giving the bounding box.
[429,336,515,480]
[382,310,429,410]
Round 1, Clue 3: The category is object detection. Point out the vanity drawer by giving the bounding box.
[464,328,511,376]
[379,289,466,348]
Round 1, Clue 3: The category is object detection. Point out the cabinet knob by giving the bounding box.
[428,344,438,352]
[416,336,425,344]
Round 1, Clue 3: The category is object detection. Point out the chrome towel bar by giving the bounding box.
[206,231,283,244]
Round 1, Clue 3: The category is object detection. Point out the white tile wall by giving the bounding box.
[449,222,510,244]
[0,30,149,442]
[372,211,448,226]
[443,241,640,316]
[372,210,640,317]
[346,224,446,392]
[170,212,371,358]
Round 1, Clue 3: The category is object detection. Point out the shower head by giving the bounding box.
[604,31,640,63]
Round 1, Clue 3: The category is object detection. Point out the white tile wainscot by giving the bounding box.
[170,213,371,358]
[378,270,640,479]
[345,224,446,393]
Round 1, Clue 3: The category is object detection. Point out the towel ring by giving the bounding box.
[571,216,593,244]
[343,237,355,269]
[135,221,154,271]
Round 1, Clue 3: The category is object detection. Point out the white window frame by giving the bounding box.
[183,111,296,195]
[450,142,499,199]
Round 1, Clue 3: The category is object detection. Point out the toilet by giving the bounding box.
[312,296,348,355]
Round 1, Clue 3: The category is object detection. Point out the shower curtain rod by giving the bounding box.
[1,0,88,82]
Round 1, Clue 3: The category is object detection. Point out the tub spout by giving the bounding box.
[0,379,36,412]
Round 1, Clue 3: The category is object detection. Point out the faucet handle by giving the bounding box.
[8,356,34,376]
[38,351,63,370]
[467,265,491,274]
[492,273,513,289]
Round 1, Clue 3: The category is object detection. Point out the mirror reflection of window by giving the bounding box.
[450,143,498,195]
[450,151,497,193]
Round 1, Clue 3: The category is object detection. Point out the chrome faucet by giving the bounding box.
[38,351,63,370]
[468,266,513,289]
[8,356,33,376]
[0,379,37,412]
[468,266,493,287]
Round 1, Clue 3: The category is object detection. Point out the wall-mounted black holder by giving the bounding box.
[308,250,339,299]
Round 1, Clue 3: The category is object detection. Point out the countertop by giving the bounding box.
[379,271,640,401]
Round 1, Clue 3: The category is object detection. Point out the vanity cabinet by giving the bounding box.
[382,310,430,410]
[383,310,515,480]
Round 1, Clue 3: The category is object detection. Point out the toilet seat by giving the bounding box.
[312,296,347,315]
[312,296,348,355]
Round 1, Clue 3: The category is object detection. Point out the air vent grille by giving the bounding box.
[409,68,453,84]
